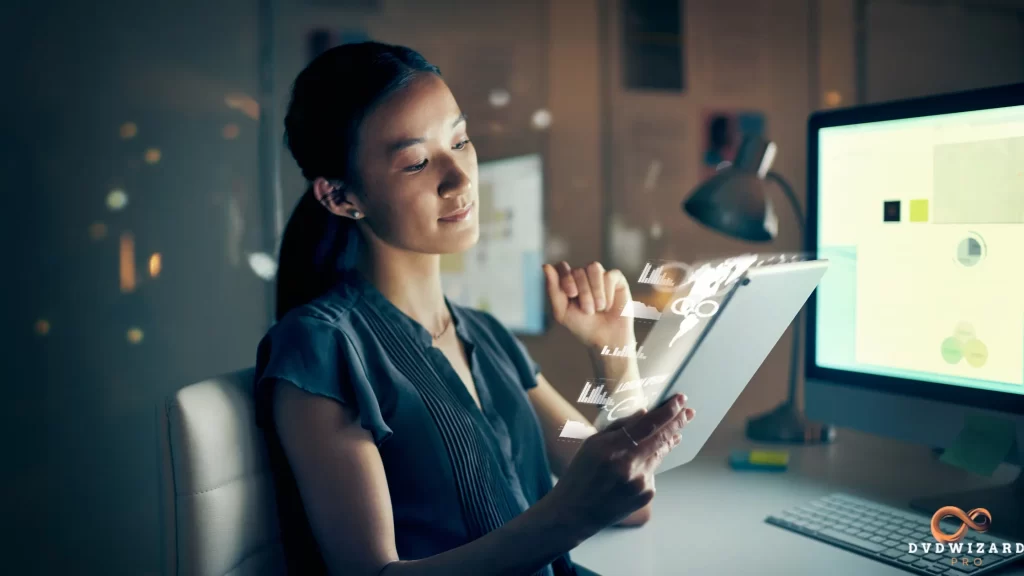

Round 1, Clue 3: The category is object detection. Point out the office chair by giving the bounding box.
[157,368,286,576]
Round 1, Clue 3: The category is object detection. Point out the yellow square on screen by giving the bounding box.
[910,199,929,222]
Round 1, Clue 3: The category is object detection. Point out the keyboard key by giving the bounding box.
[898,554,919,563]
[857,531,875,539]
[914,559,933,569]
[948,561,978,572]
[980,555,1003,566]
[869,536,885,543]
[884,540,901,548]
[924,553,942,561]
[820,529,887,553]
[882,549,905,559]
[927,565,947,573]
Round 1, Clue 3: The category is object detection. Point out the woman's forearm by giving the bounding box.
[377,494,585,576]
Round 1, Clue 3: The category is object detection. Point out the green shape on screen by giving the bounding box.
[939,414,1016,477]
[940,337,963,364]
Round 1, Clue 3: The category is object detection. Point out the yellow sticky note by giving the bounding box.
[910,199,929,222]
[749,450,789,466]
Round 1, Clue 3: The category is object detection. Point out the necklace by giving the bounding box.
[431,315,453,340]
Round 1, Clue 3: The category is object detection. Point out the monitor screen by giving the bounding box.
[813,103,1024,396]
[440,153,545,334]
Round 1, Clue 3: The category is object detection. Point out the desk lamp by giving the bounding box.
[683,134,834,444]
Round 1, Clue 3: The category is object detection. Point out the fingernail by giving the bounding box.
[596,298,606,310]
[685,408,695,421]
[675,394,686,408]
[672,433,682,445]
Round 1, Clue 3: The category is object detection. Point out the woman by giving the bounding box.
[254,42,695,576]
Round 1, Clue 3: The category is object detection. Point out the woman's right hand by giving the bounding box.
[547,393,694,538]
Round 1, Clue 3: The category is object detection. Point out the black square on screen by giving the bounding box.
[884,200,901,222]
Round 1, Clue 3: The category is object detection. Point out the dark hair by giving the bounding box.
[276,42,441,320]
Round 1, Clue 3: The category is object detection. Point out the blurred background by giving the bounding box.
[3,0,1023,573]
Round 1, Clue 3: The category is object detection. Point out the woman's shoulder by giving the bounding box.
[450,303,507,339]
[450,304,527,355]
[272,278,365,335]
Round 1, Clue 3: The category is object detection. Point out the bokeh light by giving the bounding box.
[248,252,278,281]
[120,232,136,293]
[824,90,843,107]
[488,88,511,108]
[88,221,108,240]
[149,253,162,278]
[225,93,260,120]
[120,122,138,139]
[531,109,552,130]
[144,148,162,164]
[222,123,240,140]
[126,327,144,344]
[106,189,128,211]
[34,319,50,336]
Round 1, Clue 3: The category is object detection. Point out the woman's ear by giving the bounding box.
[312,177,364,220]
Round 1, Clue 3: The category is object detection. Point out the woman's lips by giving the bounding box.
[439,202,474,222]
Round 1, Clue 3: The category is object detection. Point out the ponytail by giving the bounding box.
[274,188,353,320]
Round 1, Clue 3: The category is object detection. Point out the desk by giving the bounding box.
[571,419,1024,575]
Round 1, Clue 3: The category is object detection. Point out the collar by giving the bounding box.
[344,271,473,348]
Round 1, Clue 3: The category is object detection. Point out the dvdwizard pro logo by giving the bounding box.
[930,506,991,543]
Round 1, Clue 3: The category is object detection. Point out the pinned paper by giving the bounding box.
[939,414,1016,477]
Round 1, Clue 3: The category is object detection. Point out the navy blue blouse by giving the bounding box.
[254,272,576,576]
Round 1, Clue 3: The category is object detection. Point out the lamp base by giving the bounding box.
[745,401,836,444]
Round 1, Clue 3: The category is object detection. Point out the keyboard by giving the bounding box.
[766,494,1021,574]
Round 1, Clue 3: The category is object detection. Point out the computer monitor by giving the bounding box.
[804,82,1024,533]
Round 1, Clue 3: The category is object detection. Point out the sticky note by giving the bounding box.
[729,449,789,471]
[940,414,1016,477]
[749,450,790,466]
[910,199,929,222]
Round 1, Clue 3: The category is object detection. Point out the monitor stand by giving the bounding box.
[909,471,1024,541]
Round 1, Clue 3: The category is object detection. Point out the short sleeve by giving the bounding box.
[512,337,542,387]
[253,315,392,445]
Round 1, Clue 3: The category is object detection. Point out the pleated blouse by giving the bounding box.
[254,272,576,575]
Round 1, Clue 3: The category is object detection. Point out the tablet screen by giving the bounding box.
[591,255,756,430]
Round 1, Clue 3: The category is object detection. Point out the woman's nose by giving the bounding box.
[438,166,472,198]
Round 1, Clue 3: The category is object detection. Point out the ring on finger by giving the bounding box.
[621,427,639,447]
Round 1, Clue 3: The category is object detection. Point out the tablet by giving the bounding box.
[592,259,829,474]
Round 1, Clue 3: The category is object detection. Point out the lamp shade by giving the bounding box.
[683,170,777,242]
[683,134,782,243]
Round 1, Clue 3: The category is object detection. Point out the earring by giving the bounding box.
[348,209,362,219]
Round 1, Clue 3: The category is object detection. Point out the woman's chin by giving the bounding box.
[437,224,479,253]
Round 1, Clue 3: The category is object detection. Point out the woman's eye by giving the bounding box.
[453,138,471,151]
[404,159,428,172]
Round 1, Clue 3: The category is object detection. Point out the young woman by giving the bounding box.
[254,42,695,576]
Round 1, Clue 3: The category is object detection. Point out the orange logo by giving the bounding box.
[931,506,991,543]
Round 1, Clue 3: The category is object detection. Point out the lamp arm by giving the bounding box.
[765,171,805,407]
[765,171,805,236]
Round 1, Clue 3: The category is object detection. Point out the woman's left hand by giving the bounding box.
[543,261,635,350]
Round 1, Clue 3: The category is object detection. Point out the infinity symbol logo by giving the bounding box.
[930,506,991,543]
